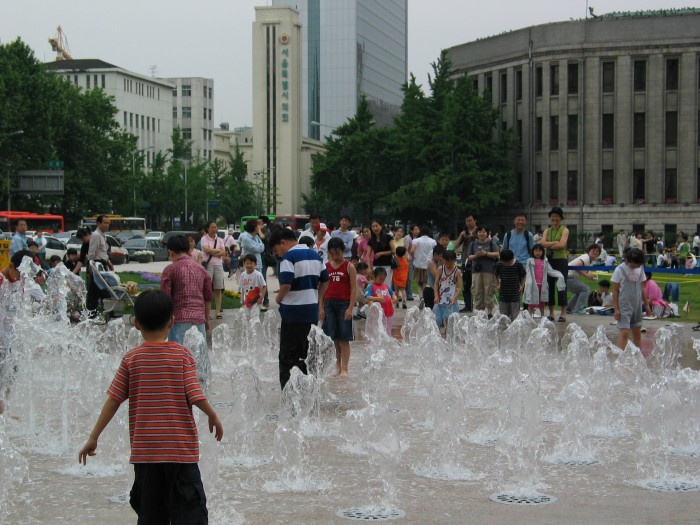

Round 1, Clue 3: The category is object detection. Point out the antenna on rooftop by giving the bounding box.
[149,65,158,77]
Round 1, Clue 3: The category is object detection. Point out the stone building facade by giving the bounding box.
[447,9,700,246]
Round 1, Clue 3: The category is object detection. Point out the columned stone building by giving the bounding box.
[447,9,700,245]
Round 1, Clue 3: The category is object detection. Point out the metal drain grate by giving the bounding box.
[212,401,235,408]
[490,493,558,505]
[337,505,406,521]
[264,414,279,421]
[551,458,601,466]
[642,480,700,493]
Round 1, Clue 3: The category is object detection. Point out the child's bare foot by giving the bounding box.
[339,370,348,379]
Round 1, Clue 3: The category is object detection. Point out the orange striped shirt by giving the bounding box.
[107,341,207,463]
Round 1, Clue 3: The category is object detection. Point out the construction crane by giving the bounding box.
[48,26,72,61]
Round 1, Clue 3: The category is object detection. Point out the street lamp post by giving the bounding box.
[173,158,191,228]
[3,130,24,211]
[132,146,155,216]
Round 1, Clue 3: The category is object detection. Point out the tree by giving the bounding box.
[310,96,398,224]
[0,38,136,222]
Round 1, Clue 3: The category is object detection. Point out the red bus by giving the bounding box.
[0,211,65,233]
[272,214,310,231]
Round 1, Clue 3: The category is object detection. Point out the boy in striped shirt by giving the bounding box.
[494,249,526,321]
[78,290,223,523]
[271,227,329,389]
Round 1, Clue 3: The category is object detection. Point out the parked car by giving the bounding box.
[53,230,75,243]
[122,238,169,261]
[106,234,129,265]
[116,231,144,243]
[43,235,68,261]
[161,231,197,247]
[145,231,165,242]
[64,233,129,265]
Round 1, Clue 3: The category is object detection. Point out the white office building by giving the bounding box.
[44,59,174,166]
[168,77,215,160]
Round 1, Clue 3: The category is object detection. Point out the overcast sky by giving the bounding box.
[2,0,695,127]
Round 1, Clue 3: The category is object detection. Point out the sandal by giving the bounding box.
[558,316,566,322]
[546,316,555,321]
[216,313,223,319]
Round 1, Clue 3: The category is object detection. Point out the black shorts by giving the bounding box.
[130,463,208,525]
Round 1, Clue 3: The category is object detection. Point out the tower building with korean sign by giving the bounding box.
[252,6,309,215]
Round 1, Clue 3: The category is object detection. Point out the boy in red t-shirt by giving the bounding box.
[319,238,357,378]
[365,266,398,336]
[78,290,223,523]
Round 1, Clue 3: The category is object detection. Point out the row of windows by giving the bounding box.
[123,111,160,133]
[491,56,700,103]
[65,74,106,90]
[122,78,161,99]
[172,85,213,99]
[173,107,213,121]
[527,111,700,152]
[530,168,700,204]
[179,128,213,143]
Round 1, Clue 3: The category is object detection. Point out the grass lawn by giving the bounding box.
[578,270,700,324]
[117,272,241,310]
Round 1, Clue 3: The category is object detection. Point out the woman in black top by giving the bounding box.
[368,220,396,284]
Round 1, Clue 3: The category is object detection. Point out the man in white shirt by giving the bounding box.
[410,226,437,299]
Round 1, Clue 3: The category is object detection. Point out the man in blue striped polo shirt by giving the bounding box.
[271,227,329,388]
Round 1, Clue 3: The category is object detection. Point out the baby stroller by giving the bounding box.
[90,261,135,323]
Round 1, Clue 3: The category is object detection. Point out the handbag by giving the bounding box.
[202,237,218,269]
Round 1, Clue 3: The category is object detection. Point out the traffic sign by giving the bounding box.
[45,160,64,168]
[208,200,220,208]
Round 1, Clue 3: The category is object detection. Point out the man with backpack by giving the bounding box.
[502,213,534,265]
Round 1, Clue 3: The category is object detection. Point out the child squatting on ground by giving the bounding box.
[611,248,651,350]
[319,237,357,378]
[365,266,398,335]
[78,290,223,523]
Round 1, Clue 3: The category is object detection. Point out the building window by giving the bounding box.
[141,115,144,129]
[633,113,645,148]
[172,87,177,97]
[208,130,212,141]
[666,58,679,91]
[209,87,213,99]
[602,114,614,149]
[550,63,559,96]
[514,172,523,205]
[182,128,192,140]
[123,111,127,127]
[602,170,614,204]
[500,72,507,103]
[698,111,700,147]
[535,172,543,202]
[697,169,700,202]
[182,107,192,118]
[135,114,139,129]
[567,170,578,202]
[173,107,177,119]
[203,129,207,141]
[485,74,493,94]
[130,113,133,127]
[516,119,523,149]
[86,75,90,89]
[549,171,559,201]
[204,108,207,119]
[633,60,646,92]
[666,111,678,147]
[535,65,543,97]
[182,85,191,96]
[203,86,207,98]
[567,63,578,94]
[602,62,615,93]
[146,117,149,131]
[515,69,522,101]
[633,169,645,201]
[209,109,212,121]
[550,116,559,151]
[665,168,677,202]
[567,115,578,150]
[535,117,542,152]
